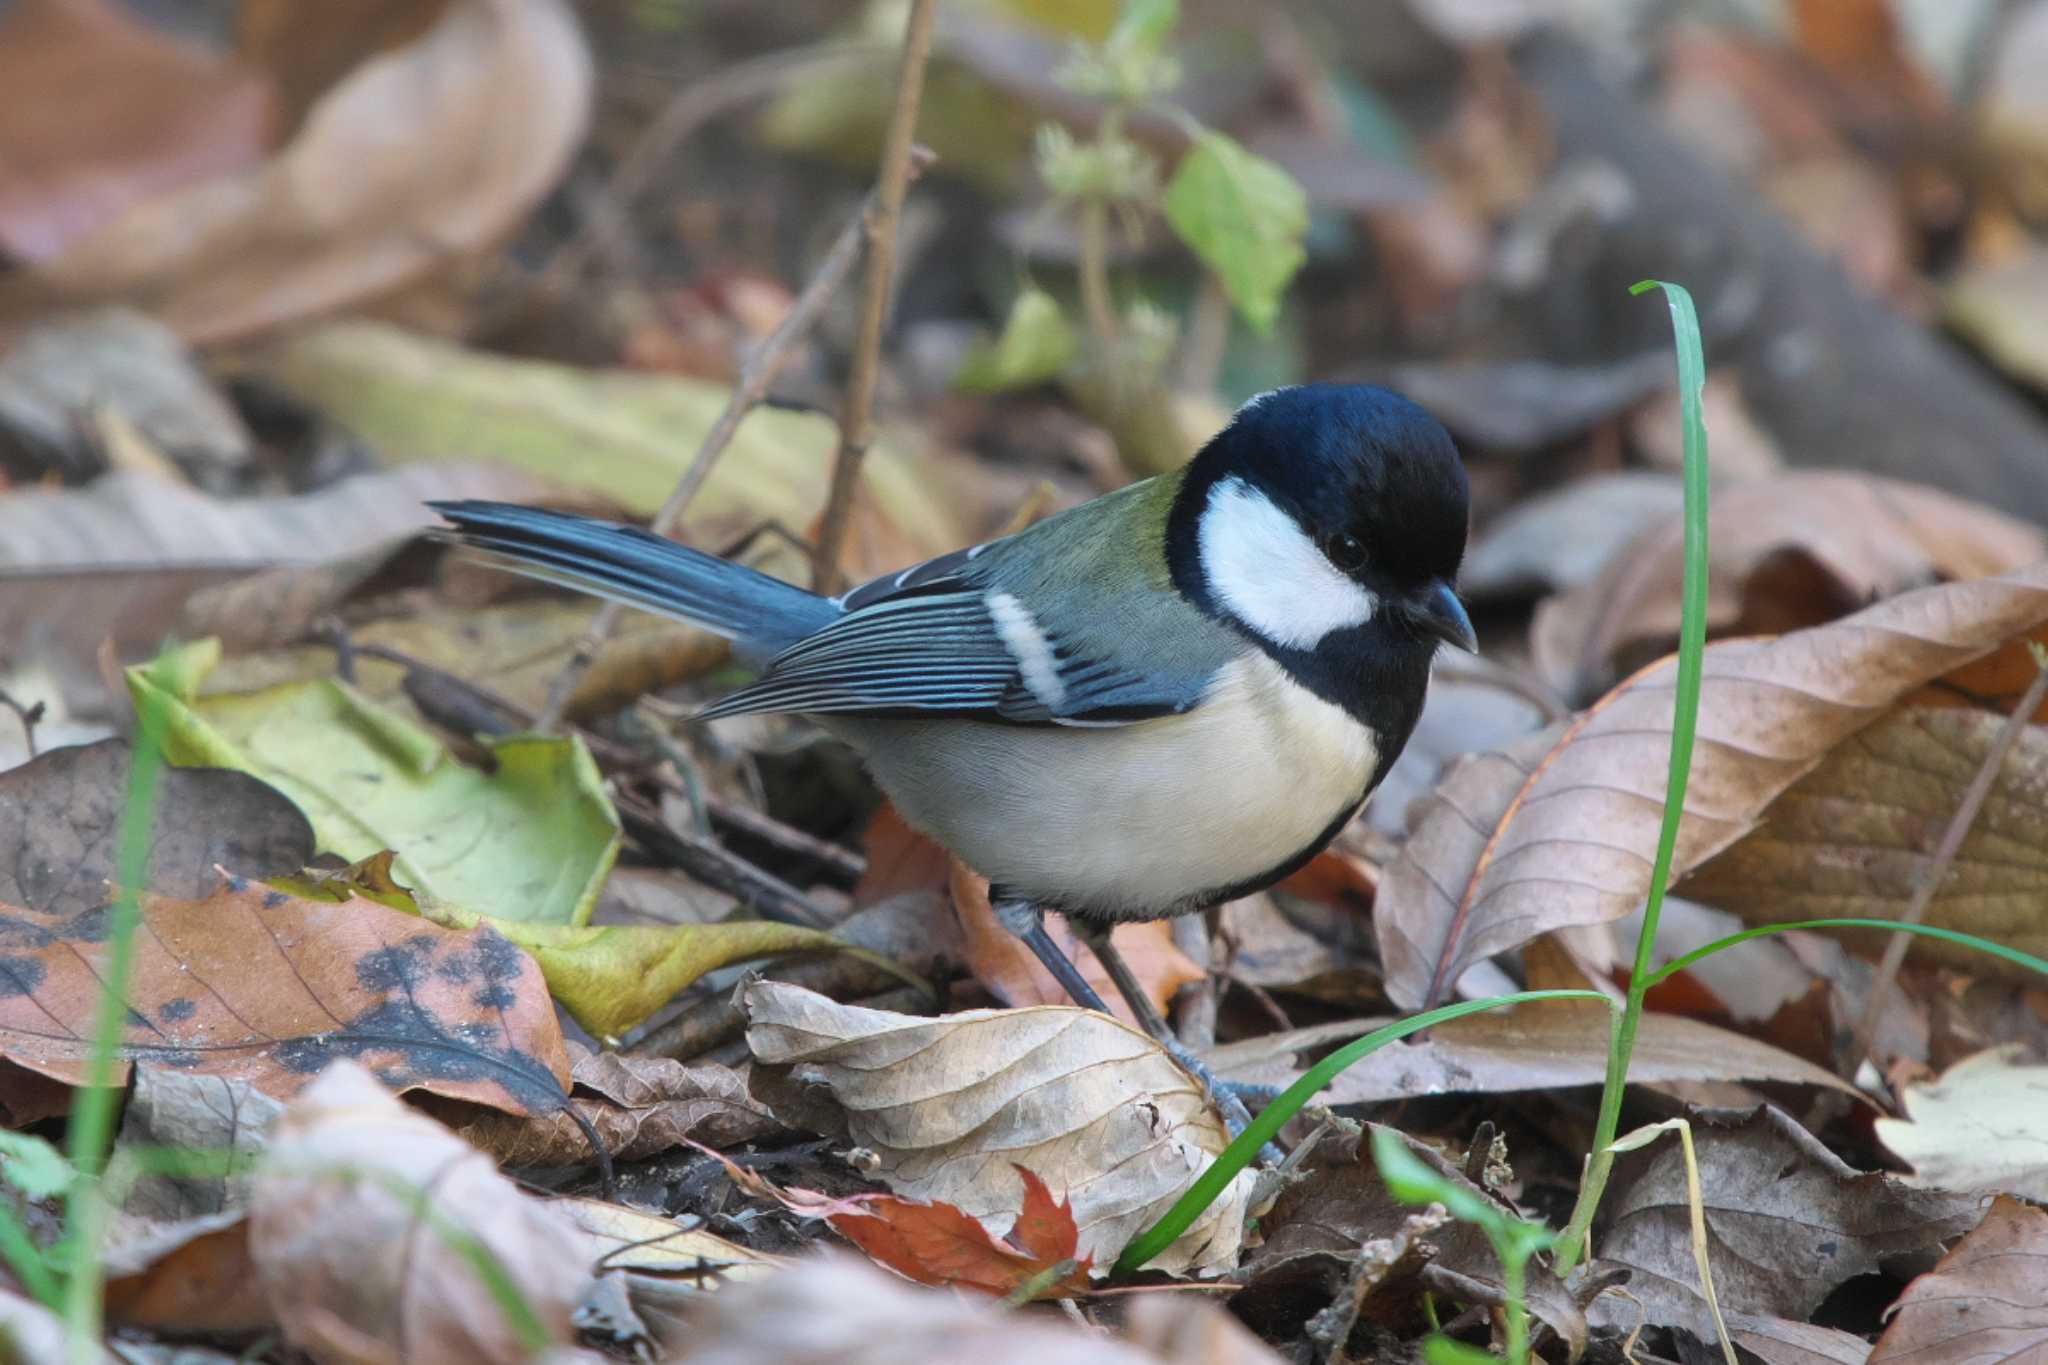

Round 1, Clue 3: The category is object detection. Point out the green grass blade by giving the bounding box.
[1554,280,1711,1275]
[1643,918,2048,990]
[62,714,167,1354]
[1113,989,1613,1275]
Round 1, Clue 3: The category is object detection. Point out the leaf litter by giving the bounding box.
[8,1,2048,1359]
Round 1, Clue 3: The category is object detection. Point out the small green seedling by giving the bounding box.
[1372,1126,1552,1365]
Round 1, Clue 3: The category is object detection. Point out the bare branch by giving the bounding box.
[811,0,942,595]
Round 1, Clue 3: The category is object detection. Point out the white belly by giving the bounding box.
[833,653,1380,916]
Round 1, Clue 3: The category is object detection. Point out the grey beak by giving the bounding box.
[1417,580,1477,653]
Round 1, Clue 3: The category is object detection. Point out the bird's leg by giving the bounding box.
[992,899,1116,1015]
[1073,924,1268,1147]
[992,900,1271,1150]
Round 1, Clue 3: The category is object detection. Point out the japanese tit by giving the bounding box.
[433,383,1474,1018]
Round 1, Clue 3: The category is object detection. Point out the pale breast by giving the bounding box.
[835,653,1381,917]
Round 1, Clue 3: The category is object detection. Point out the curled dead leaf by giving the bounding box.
[1869,1196,2048,1364]
[740,981,1253,1276]
[829,1165,1094,1299]
[251,1061,590,1361]
[1531,471,2045,704]
[0,0,591,344]
[1377,565,2048,1010]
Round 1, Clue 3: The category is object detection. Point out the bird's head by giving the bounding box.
[1167,383,1475,661]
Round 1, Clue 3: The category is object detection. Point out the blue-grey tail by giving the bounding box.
[430,501,840,660]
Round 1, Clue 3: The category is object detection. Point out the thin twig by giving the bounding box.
[1849,649,2048,1078]
[811,0,942,595]
[532,179,903,732]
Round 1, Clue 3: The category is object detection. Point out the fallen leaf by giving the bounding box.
[129,638,620,927]
[1868,1195,2048,1364]
[1120,1293,1288,1365]
[740,981,1254,1275]
[0,0,591,344]
[1246,1122,1586,1359]
[452,1052,783,1165]
[251,1061,589,1361]
[1677,708,2048,975]
[261,322,968,561]
[1208,1001,1857,1102]
[829,1166,1093,1299]
[950,859,1202,1025]
[0,737,311,913]
[117,1067,282,1222]
[1725,1313,1872,1365]
[283,849,898,1039]
[1459,471,1685,602]
[0,873,570,1115]
[665,1254,1172,1365]
[1589,1105,1986,1342]
[1532,472,2046,703]
[1875,1045,2048,1200]
[0,0,274,264]
[1377,565,2048,1010]
[102,1210,266,1337]
[0,308,252,482]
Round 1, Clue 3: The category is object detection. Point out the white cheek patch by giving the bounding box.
[986,590,1067,709]
[1197,476,1377,650]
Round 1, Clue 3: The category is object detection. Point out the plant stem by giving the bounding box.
[62,718,167,1357]
[1553,281,1710,1277]
[811,0,940,595]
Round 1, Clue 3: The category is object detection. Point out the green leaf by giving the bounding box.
[128,640,620,926]
[1163,131,1308,335]
[0,1132,71,1200]
[1426,1337,1504,1365]
[955,288,1078,392]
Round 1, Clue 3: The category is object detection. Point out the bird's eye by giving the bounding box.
[1326,533,1368,574]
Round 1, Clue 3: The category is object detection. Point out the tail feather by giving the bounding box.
[430,501,839,660]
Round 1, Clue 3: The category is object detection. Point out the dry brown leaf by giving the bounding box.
[0,0,589,345]
[1875,1045,2048,1201]
[0,738,311,911]
[1209,1001,1857,1103]
[667,1254,1175,1365]
[1678,708,2048,974]
[0,0,274,264]
[1868,1195,2048,1364]
[452,1051,782,1166]
[102,1210,266,1337]
[740,980,1253,1275]
[1725,1313,1872,1365]
[1377,565,2048,1010]
[0,872,570,1116]
[251,1060,589,1362]
[950,858,1202,1024]
[1532,472,2045,703]
[1589,1105,1986,1342]
[116,1067,281,1223]
[1247,1122,1586,1359]
[1460,471,1685,601]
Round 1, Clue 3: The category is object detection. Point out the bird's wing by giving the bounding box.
[699,485,1242,726]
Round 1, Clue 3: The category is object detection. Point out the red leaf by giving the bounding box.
[829,1166,1093,1299]
[1005,1165,1080,1265]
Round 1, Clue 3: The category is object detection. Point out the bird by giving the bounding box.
[433,383,1474,1059]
